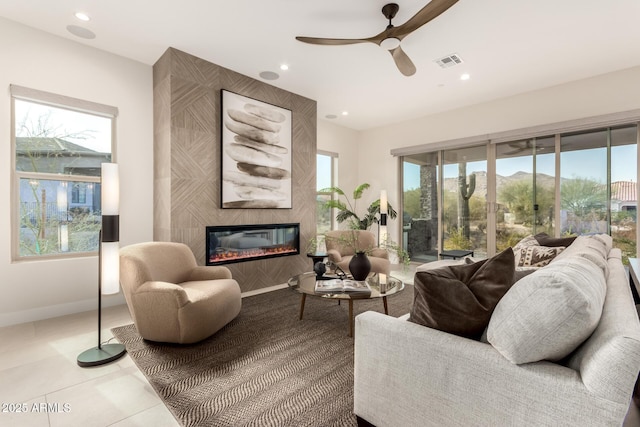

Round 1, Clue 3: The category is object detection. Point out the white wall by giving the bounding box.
[317,120,360,201]
[354,66,640,243]
[0,18,154,326]
[4,17,639,325]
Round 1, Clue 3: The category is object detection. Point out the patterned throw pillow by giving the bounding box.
[514,235,538,249]
[514,245,565,267]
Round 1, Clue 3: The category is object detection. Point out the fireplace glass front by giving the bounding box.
[206,223,300,265]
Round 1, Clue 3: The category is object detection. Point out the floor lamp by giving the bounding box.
[379,190,388,246]
[77,163,126,367]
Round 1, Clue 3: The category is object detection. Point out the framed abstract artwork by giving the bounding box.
[220,90,292,208]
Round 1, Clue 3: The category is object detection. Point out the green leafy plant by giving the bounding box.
[443,227,473,250]
[320,183,398,230]
[380,237,411,270]
[325,230,373,255]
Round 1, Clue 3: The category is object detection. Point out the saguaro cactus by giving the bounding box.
[457,162,476,240]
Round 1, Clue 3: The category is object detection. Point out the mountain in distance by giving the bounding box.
[443,171,557,198]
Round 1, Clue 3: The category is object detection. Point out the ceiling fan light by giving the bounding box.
[74,12,90,22]
[380,37,401,50]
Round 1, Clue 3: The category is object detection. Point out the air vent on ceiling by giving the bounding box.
[435,53,464,69]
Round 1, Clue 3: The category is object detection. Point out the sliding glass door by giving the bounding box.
[495,137,556,251]
[560,130,609,235]
[611,126,637,261]
[442,145,487,257]
[402,152,439,263]
[398,123,637,263]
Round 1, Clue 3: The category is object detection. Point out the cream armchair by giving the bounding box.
[119,242,241,344]
[324,230,391,276]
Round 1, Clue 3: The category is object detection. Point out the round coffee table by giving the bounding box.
[289,272,405,337]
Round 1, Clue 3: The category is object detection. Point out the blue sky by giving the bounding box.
[317,154,332,190]
[404,145,637,190]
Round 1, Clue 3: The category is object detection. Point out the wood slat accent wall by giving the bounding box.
[153,48,317,292]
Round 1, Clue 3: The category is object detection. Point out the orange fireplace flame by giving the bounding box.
[209,244,297,263]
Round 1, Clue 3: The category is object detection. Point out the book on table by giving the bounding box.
[315,278,371,296]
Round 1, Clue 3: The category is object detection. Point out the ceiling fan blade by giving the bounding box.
[389,46,416,76]
[391,0,459,40]
[295,36,371,46]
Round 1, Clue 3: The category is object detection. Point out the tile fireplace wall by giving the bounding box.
[153,48,317,292]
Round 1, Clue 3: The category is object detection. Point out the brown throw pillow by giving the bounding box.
[534,232,577,248]
[409,248,515,340]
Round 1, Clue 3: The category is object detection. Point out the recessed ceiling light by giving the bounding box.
[280,64,289,71]
[259,71,279,80]
[342,111,349,116]
[66,25,96,39]
[460,73,470,81]
[74,12,90,22]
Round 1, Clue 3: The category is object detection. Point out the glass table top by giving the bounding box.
[290,272,404,300]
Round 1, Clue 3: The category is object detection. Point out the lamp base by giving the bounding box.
[77,343,126,367]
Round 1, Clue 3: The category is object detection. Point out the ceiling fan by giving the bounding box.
[296,0,459,76]
[503,140,553,156]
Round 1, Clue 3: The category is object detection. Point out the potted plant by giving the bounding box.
[324,230,373,280]
[320,183,410,273]
[319,183,397,230]
[379,236,411,271]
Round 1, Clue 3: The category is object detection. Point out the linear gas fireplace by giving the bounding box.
[206,223,300,266]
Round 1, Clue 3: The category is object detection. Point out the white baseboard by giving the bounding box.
[0,294,126,328]
[241,283,289,298]
[1,284,288,328]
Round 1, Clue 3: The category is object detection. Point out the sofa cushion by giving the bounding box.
[514,266,537,282]
[487,256,606,364]
[534,232,577,248]
[514,245,565,267]
[409,248,515,339]
[551,235,610,276]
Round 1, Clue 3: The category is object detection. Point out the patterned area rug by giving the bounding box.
[112,284,414,426]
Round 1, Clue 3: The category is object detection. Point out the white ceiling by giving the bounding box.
[2,0,640,131]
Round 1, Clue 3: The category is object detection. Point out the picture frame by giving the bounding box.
[220,90,292,209]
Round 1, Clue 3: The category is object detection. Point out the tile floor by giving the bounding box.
[0,303,179,427]
[1,270,638,427]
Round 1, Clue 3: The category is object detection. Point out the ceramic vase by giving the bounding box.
[349,252,371,281]
[313,261,326,279]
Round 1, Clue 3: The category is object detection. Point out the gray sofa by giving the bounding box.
[354,235,640,426]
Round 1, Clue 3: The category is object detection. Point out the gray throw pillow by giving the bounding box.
[409,248,515,340]
[487,256,606,364]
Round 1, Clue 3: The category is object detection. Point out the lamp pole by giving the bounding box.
[77,163,126,367]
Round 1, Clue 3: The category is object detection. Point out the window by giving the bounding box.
[560,125,637,261]
[496,136,556,251]
[402,152,439,263]
[398,122,638,264]
[12,85,117,259]
[442,145,488,257]
[316,151,337,243]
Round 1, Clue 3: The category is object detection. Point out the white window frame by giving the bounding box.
[11,85,118,261]
[317,150,338,233]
